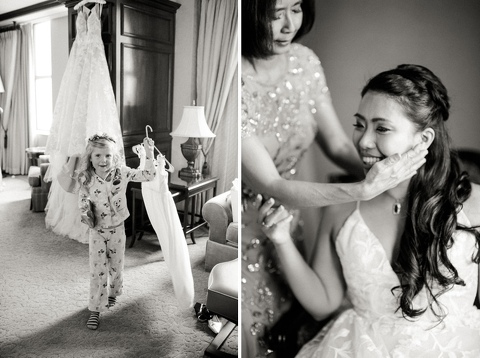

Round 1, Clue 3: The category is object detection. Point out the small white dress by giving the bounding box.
[45,4,123,243]
[135,145,195,309]
[296,205,480,357]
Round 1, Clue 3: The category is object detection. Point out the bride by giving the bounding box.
[258,64,480,357]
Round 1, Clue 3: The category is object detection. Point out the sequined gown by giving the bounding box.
[241,43,333,358]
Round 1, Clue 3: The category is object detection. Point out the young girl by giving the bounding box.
[77,133,156,330]
[258,64,480,356]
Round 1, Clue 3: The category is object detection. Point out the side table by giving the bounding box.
[130,175,219,247]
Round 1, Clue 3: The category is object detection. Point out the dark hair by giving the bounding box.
[242,0,315,60]
[362,64,480,323]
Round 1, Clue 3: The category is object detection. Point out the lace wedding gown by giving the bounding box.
[241,43,333,357]
[45,4,123,243]
[135,145,195,309]
[296,204,480,357]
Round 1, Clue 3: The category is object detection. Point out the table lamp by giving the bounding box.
[170,105,215,181]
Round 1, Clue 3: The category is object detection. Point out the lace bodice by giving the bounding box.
[241,43,332,180]
[297,206,480,357]
[76,7,88,40]
[337,207,479,327]
[86,3,102,41]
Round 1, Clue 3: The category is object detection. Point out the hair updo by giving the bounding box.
[361,64,478,323]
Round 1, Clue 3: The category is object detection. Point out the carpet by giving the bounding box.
[0,175,237,357]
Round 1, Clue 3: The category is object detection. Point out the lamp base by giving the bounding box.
[178,137,203,181]
[178,167,202,181]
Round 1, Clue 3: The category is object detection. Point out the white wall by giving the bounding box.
[296,0,480,257]
[50,15,68,116]
[299,0,480,183]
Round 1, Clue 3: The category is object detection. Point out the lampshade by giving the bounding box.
[170,106,215,138]
[0,74,4,93]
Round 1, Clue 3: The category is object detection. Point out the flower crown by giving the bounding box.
[88,133,116,143]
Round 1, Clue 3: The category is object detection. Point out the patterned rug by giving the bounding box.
[0,175,237,357]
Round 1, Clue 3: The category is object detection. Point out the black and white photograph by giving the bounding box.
[241,0,480,357]
[2,0,480,357]
[0,0,238,357]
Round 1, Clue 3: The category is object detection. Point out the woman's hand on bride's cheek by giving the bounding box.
[363,144,428,200]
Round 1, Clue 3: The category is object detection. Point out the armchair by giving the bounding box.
[202,191,238,271]
[28,155,51,212]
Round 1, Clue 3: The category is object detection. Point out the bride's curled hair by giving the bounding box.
[361,64,480,322]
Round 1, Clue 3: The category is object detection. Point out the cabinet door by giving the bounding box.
[117,0,180,168]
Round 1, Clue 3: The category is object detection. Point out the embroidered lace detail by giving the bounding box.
[296,208,480,357]
[44,4,124,243]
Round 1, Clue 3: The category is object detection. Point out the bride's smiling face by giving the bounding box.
[353,92,424,171]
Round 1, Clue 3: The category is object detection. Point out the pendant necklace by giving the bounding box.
[393,199,402,215]
[387,193,407,215]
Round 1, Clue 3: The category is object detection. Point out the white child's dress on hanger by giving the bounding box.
[134,145,195,309]
[45,4,123,243]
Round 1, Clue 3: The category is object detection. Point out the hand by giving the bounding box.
[80,211,96,228]
[257,195,294,246]
[80,198,96,228]
[362,144,428,200]
[143,137,155,157]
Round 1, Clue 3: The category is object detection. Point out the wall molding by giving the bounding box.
[0,1,61,22]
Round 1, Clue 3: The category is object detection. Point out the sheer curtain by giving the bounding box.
[0,25,32,175]
[196,0,238,193]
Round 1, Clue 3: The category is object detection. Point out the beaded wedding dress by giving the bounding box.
[45,4,123,243]
[296,204,480,357]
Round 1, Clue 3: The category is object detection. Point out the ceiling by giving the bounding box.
[0,0,46,15]
[0,1,66,27]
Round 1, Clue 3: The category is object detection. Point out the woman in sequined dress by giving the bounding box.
[241,0,428,356]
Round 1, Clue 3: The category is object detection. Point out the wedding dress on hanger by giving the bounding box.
[133,142,195,309]
[45,3,123,243]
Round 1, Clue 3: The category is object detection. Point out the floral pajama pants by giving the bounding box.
[88,224,126,312]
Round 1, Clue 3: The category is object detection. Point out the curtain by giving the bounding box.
[0,25,32,175]
[196,0,238,193]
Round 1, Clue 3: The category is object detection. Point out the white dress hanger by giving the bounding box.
[145,125,175,173]
[74,0,106,11]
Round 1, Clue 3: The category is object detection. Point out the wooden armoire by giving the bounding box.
[62,0,181,168]
[61,0,180,234]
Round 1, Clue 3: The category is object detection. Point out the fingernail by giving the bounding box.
[268,198,274,204]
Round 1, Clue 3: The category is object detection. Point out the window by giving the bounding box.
[32,21,53,133]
